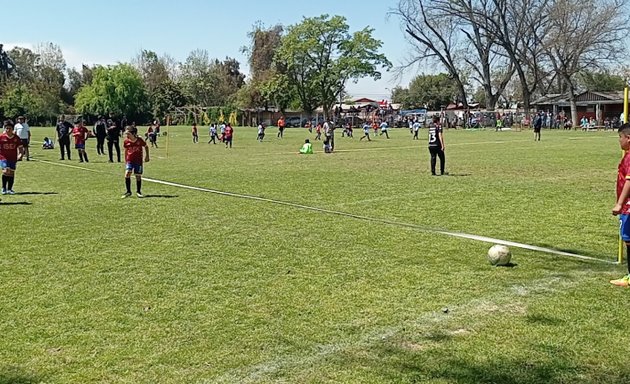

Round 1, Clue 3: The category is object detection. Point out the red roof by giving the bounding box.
[354,97,376,103]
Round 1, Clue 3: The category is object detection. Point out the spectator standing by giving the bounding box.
[56,115,73,160]
[14,116,30,161]
[106,120,122,162]
[93,116,107,155]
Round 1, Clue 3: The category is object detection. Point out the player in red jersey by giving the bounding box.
[611,123,630,286]
[72,119,89,163]
[122,126,150,198]
[0,120,24,195]
[192,123,199,143]
[224,123,233,148]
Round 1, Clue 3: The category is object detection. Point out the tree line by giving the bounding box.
[392,0,630,125]
[0,14,391,126]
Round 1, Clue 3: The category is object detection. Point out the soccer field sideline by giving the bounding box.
[33,157,614,265]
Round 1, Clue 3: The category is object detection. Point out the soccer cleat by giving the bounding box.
[610,275,630,287]
[1,189,6,195]
[136,192,144,198]
[7,190,15,195]
[121,192,132,199]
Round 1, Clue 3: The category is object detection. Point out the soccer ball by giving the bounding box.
[487,244,512,266]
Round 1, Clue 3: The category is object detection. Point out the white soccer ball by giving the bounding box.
[487,244,512,266]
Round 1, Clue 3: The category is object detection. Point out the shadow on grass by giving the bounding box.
[443,173,472,177]
[14,191,57,195]
[367,344,630,384]
[141,194,178,199]
[525,313,565,326]
[0,202,32,205]
[531,243,608,260]
[0,367,44,384]
[495,262,518,268]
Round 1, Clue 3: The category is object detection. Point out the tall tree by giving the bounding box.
[75,64,147,120]
[275,15,391,118]
[484,0,549,118]
[240,23,285,111]
[408,73,460,110]
[539,0,629,125]
[578,70,626,92]
[394,0,470,109]
[134,50,173,94]
[179,49,214,106]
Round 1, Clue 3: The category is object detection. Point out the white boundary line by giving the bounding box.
[34,159,615,264]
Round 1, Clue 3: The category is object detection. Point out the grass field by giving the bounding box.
[1,125,630,384]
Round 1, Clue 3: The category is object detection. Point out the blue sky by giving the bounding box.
[3,0,420,100]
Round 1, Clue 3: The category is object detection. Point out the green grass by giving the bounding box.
[1,126,629,383]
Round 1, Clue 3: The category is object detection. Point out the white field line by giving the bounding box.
[207,273,598,384]
[143,178,612,264]
[33,159,615,265]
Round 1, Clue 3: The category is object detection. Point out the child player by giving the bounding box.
[192,123,199,143]
[0,120,23,195]
[611,123,630,286]
[122,126,150,198]
[72,119,89,162]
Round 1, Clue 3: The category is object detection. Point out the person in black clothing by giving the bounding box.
[106,120,122,162]
[56,115,73,160]
[93,116,107,155]
[428,116,446,176]
[533,112,542,141]
[120,115,128,132]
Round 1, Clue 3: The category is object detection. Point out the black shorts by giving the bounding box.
[20,138,29,147]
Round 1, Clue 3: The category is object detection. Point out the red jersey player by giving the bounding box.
[0,120,24,195]
[611,123,630,286]
[122,126,150,198]
[72,120,89,163]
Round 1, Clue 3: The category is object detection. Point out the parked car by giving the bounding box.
[285,116,309,127]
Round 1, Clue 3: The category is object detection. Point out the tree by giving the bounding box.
[578,70,626,92]
[410,73,459,110]
[179,49,214,106]
[1,43,68,123]
[179,50,244,107]
[150,79,186,121]
[539,0,629,125]
[391,86,411,108]
[210,57,245,105]
[239,23,285,111]
[75,64,148,120]
[275,14,391,118]
[394,0,471,109]
[134,50,174,94]
[1,83,37,118]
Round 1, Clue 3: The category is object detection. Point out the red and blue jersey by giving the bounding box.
[124,137,147,164]
[617,151,630,214]
[0,133,22,162]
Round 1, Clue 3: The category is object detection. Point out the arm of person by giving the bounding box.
[17,144,25,160]
[613,181,630,215]
[439,132,445,151]
[144,144,150,162]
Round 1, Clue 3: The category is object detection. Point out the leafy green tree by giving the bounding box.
[391,86,411,108]
[151,79,186,120]
[210,57,245,105]
[276,14,391,118]
[404,73,458,110]
[179,50,244,107]
[134,50,173,94]
[239,23,285,111]
[1,82,37,118]
[578,70,626,92]
[75,64,148,120]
